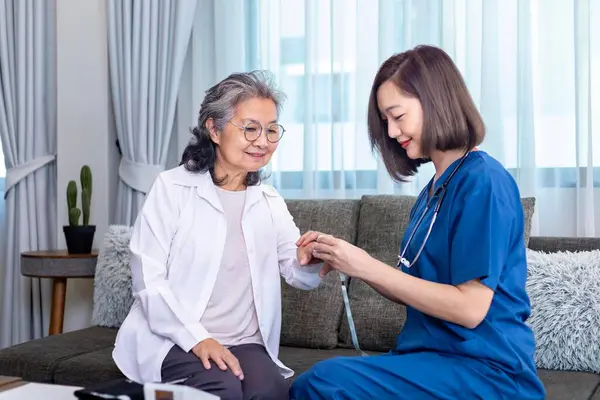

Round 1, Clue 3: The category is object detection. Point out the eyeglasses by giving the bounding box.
[229,120,286,143]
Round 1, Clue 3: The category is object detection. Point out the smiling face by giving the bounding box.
[376,80,425,160]
[208,97,280,178]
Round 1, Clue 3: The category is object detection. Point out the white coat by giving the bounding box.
[112,165,323,384]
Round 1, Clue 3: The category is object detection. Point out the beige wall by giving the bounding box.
[56,0,119,332]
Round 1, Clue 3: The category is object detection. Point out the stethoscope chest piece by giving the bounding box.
[397,256,410,268]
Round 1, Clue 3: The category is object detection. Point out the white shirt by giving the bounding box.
[112,166,323,384]
[201,187,262,347]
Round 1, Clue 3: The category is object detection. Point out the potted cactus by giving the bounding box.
[63,165,96,254]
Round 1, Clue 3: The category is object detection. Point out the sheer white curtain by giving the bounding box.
[178,0,600,237]
[107,0,198,225]
[172,0,250,162]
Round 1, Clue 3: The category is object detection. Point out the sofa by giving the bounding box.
[0,195,599,399]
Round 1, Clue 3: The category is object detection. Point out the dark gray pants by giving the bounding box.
[161,343,289,400]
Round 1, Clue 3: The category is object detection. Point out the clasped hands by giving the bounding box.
[190,232,374,380]
[296,231,373,279]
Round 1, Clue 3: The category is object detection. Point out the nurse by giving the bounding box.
[290,45,546,399]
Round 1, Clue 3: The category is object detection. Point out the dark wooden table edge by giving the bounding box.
[20,250,99,259]
[20,274,96,279]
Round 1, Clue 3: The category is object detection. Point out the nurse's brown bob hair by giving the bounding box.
[367,45,485,182]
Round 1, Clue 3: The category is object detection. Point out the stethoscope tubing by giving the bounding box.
[342,149,472,357]
[397,150,471,268]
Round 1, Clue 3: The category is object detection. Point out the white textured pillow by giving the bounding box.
[91,225,134,328]
[525,248,600,373]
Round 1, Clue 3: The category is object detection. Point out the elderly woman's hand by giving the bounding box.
[296,231,335,277]
[191,338,244,380]
[311,234,373,279]
[296,230,326,265]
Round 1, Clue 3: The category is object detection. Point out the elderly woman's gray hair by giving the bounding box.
[180,70,286,186]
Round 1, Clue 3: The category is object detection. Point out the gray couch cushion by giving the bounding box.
[593,385,600,400]
[521,197,536,247]
[0,327,117,384]
[282,199,360,349]
[537,369,600,400]
[92,225,134,328]
[279,346,384,380]
[338,195,415,351]
[53,347,123,387]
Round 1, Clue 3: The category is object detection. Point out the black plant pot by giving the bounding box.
[63,225,96,254]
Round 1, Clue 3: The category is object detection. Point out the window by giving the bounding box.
[282,72,352,123]
[244,0,600,193]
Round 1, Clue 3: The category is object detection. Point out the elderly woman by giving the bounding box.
[112,71,325,400]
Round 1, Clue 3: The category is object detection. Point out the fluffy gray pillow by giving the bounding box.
[91,225,134,328]
[526,248,600,373]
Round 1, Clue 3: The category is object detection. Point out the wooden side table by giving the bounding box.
[20,250,98,335]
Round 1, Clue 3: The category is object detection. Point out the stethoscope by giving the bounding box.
[397,150,471,269]
[341,150,472,357]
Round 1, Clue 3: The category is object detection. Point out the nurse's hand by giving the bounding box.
[296,230,324,249]
[192,338,244,380]
[311,234,373,279]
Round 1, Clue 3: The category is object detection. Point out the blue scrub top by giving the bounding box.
[395,150,545,396]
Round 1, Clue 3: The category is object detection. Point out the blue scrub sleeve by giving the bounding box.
[449,184,515,290]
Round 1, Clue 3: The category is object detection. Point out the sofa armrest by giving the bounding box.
[528,236,600,253]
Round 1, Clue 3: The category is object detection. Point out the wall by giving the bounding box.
[56,0,118,332]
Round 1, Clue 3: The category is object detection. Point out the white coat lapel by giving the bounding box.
[244,185,265,215]
[194,174,224,213]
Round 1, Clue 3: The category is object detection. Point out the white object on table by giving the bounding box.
[0,381,220,400]
[0,382,82,399]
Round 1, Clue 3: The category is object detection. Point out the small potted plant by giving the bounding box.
[63,165,95,254]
